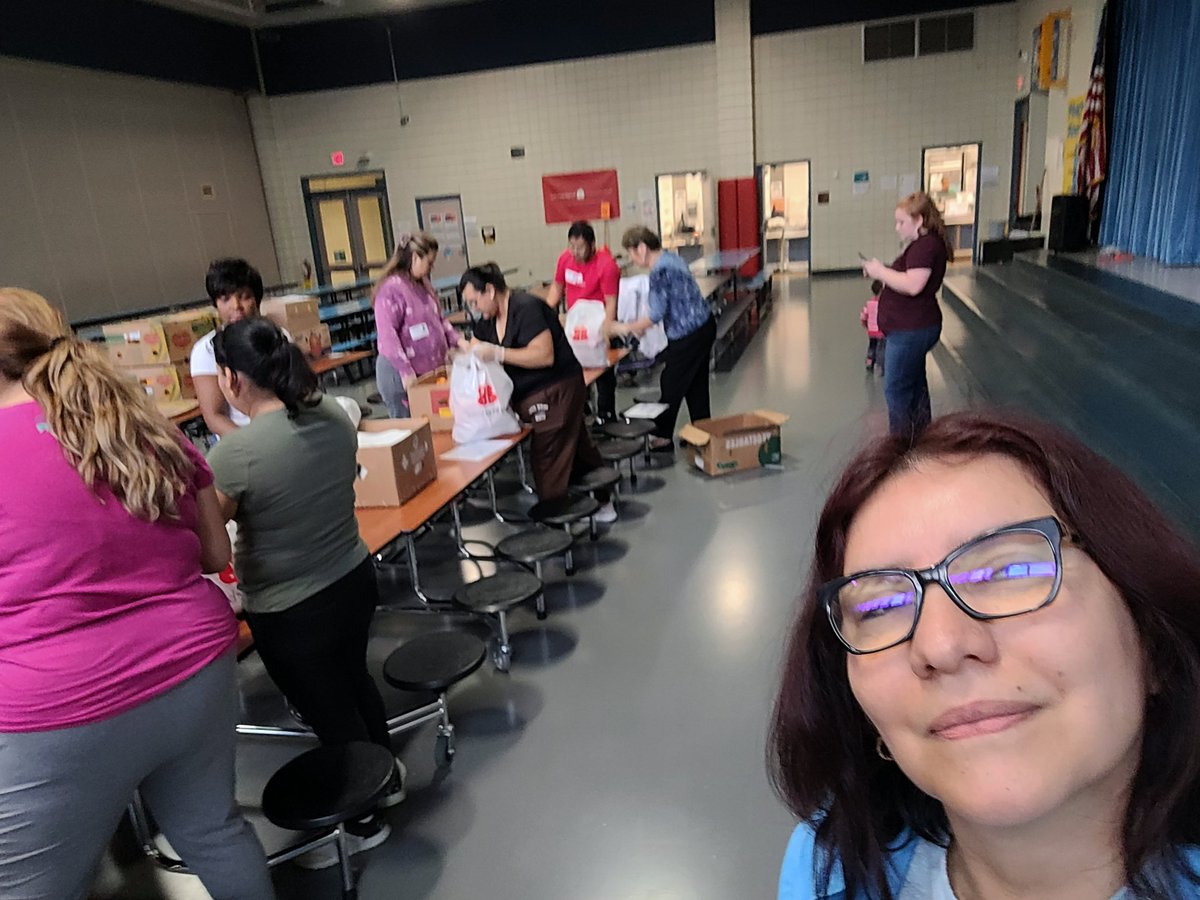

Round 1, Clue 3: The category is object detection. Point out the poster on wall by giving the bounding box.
[542,169,620,223]
[1063,95,1086,193]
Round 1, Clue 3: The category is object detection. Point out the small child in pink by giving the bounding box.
[860,279,885,373]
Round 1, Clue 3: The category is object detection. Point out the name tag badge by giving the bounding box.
[565,269,584,286]
[408,322,431,341]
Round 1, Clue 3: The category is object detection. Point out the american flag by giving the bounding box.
[1074,4,1108,218]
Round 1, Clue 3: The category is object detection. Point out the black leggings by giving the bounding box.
[246,557,392,751]
[654,317,716,439]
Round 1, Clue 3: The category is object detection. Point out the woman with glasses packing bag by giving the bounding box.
[770,410,1200,899]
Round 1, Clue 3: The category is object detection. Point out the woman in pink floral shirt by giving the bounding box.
[372,232,469,416]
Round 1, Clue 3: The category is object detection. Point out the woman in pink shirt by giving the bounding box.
[372,232,469,417]
[0,289,273,899]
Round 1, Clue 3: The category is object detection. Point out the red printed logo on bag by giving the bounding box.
[477,383,498,406]
[572,326,590,341]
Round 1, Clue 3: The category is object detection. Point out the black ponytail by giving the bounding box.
[213,318,319,418]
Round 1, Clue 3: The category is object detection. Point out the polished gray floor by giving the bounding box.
[105,274,968,900]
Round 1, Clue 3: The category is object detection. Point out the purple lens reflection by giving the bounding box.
[853,590,916,615]
[949,561,1056,585]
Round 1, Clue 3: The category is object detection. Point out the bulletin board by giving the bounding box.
[541,169,620,223]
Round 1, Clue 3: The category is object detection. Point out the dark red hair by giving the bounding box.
[768,410,1200,899]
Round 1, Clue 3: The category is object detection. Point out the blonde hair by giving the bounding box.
[0,288,195,521]
[898,192,955,259]
[371,231,440,305]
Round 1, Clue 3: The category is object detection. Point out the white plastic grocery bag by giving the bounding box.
[617,274,667,360]
[450,351,521,443]
[565,298,609,368]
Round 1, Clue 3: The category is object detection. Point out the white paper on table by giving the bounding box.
[440,439,512,462]
[623,402,669,419]
[357,429,412,449]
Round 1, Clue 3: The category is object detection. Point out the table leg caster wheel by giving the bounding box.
[492,643,512,672]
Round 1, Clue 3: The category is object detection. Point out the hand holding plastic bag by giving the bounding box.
[450,351,521,443]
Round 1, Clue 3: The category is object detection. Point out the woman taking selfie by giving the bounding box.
[771,410,1200,899]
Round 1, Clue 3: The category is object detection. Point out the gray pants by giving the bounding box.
[375,355,410,418]
[0,651,274,900]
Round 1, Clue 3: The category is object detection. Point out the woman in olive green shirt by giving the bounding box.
[207,318,402,851]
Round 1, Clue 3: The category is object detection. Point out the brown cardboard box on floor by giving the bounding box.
[354,418,437,507]
[160,310,216,363]
[261,296,321,332]
[406,367,453,432]
[678,409,788,477]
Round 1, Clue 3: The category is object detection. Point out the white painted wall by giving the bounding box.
[0,56,279,322]
[754,4,1018,270]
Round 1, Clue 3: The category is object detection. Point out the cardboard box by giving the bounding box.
[261,295,321,332]
[354,418,437,507]
[174,361,196,399]
[102,318,169,366]
[125,364,182,403]
[406,366,453,432]
[160,310,217,363]
[678,409,788,477]
[293,323,332,358]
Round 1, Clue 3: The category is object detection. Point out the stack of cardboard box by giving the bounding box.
[261,296,332,358]
[102,310,216,404]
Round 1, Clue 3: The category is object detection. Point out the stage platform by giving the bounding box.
[936,249,1200,542]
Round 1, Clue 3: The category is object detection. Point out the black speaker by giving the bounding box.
[1048,194,1089,252]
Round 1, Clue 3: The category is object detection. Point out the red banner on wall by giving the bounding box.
[541,169,620,224]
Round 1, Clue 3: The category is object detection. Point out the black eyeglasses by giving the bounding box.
[820,517,1065,654]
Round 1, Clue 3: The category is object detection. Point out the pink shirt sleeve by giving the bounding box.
[553,251,569,286]
[373,279,415,379]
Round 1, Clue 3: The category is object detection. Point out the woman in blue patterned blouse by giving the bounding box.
[615,227,717,450]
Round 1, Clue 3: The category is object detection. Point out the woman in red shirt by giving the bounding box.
[862,192,952,437]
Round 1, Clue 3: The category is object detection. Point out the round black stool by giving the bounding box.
[262,742,395,899]
[529,493,600,542]
[383,630,487,767]
[496,530,576,614]
[453,571,543,671]
[603,419,655,466]
[570,466,622,513]
[598,437,643,487]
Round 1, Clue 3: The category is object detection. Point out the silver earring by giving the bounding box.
[876,736,894,762]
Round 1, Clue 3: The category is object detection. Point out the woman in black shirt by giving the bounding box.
[459,264,615,522]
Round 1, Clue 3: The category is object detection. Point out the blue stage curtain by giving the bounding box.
[1100,0,1200,265]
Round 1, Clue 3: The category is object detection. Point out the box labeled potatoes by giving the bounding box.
[354,418,437,507]
[678,409,788,477]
